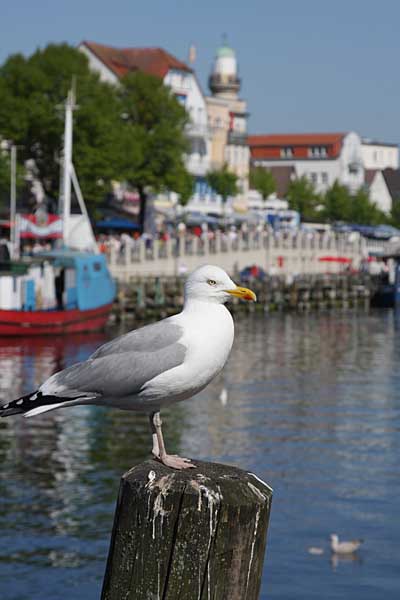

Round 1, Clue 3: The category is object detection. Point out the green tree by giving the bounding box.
[322,181,352,222]
[286,175,320,221]
[249,166,276,200]
[348,188,386,225]
[117,71,192,231]
[390,198,400,228]
[206,164,238,207]
[0,44,125,211]
[0,147,25,211]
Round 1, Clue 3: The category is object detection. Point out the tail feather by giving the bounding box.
[0,390,91,418]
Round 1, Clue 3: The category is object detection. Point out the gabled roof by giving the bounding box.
[81,41,192,79]
[383,168,400,200]
[248,133,346,147]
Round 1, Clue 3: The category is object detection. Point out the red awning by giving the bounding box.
[318,256,352,263]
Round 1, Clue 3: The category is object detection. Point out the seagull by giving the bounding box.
[330,534,363,555]
[0,265,256,470]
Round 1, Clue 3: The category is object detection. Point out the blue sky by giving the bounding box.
[1,0,399,142]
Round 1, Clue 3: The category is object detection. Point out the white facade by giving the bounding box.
[253,132,364,194]
[368,170,393,213]
[164,69,211,178]
[361,140,399,170]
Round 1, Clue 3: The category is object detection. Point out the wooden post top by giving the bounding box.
[102,459,273,600]
[122,458,273,503]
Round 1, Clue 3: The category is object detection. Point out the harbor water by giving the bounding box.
[0,310,399,599]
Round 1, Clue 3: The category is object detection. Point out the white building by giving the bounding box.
[248,132,365,194]
[79,41,211,191]
[361,139,399,171]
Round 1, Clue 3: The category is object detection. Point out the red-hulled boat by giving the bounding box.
[0,250,116,336]
[0,302,113,336]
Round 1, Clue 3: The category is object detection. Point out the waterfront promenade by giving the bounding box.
[106,230,385,282]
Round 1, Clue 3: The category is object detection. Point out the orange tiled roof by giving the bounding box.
[248,133,347,160]
[248,133,346,146]
[82,41,192,79]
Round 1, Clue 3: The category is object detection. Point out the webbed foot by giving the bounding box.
[158,453,196,470]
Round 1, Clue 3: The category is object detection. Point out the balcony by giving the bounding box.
[185,122,210,139]
[209,73,241,95]
[227,130,248,146]
[185,154,210,177]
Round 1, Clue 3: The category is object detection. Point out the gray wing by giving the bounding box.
[41,319,186,398]
[90,318,183,358]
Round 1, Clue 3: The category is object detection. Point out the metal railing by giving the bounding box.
[105,230,379,282]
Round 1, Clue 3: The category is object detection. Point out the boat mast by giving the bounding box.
[9,145,17,258]
[62,88,76,245]
[60,86,98,253]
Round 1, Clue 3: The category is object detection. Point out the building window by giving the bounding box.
[348,162,359,175]
[281,147,293,158]
[310,172,318,184]
[321,172,328,184]
[309,146,327,158]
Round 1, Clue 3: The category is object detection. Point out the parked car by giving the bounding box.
[240,265,267,282]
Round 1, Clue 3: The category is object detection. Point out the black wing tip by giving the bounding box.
[0,390,41,417]
[1,407,24,417]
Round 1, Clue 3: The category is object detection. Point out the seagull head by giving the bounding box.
[184,265,257,305]
[330,534,339,544]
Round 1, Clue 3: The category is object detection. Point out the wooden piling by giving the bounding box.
[101,459,273,600]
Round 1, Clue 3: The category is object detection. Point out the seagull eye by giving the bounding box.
[207,279,217,286]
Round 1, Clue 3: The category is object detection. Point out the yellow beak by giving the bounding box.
[225,286,257,302]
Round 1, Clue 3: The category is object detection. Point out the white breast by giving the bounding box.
[141,302,234,403]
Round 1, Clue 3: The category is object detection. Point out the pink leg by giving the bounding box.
[151,411,195,470]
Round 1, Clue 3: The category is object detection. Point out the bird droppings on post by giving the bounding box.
[248,472,274,494]
[247,481,268,503]
[101,459,272,600]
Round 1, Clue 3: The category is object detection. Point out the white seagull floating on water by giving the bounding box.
[330,534,364,555]
[0,265,256,470]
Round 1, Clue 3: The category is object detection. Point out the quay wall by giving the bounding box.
[113,273,373,322]
[106,231,383,283]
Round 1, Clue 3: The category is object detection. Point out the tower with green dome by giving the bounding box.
[209,37,241,98]
[206,37,250,205]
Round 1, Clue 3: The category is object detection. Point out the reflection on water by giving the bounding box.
[1,312,400,599]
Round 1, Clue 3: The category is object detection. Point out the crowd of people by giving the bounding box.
[96,221,268,256]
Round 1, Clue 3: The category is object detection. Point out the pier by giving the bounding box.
[106,230,371,282]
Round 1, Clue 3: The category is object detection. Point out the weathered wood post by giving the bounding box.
[101,459,272,600]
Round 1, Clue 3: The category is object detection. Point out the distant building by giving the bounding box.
[248,132,364,195]
[365,170,393,214]
[361,139,399,171]
[79,41,211,192]
[205,41,250,211]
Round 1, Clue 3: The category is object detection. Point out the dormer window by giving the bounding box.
[309,146,327,158]
[281,147,293,158]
